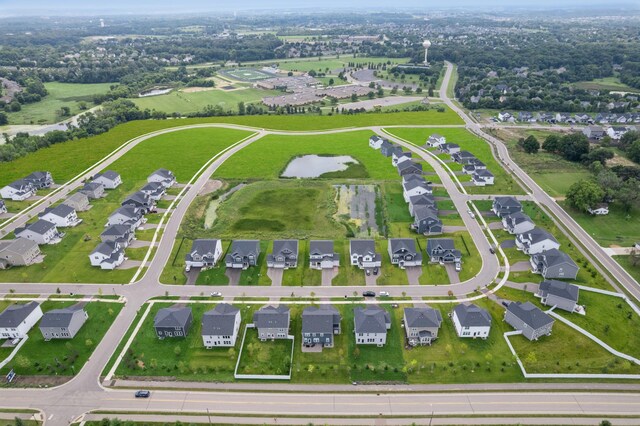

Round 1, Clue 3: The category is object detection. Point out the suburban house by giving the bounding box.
[148,168,176,188]
[472,169,495,186]
[309,240,339,269]
[100,224,135,246]
[408,193,436,216]
[349,239,381,269]
[253,305,290,341]
[452,150,476,164]
[403,180,432,203]
[0,200,6,215]
[369,135,386,149]
[301,305,341,349]
[402,173,426,187]
[40,204,82,228]
[388,238,423,268]
[530,248,579,280]
[80,182,105,199]
[607,126,629,140]
[536,280,580,312]
[63,192,90,212]
[0,238,42,268]
[185,239,223,270]
[39,304,88,341]
[504,301,554,341]
[15,220,62,245]
[425,133,446,148]
[154,305,193,339]
[502,212,535,235]
[92,170,122,189]
[392,151,412,167]
[0,302,43,339]
[498,111,513,122]
[452,303,491,339]
[140,181,166,201]
[380,141,401,157]
[492,197,522,218]
[107,206,144,228]
[1,179,36,201]
[121,191,154,213]
[404,306,443,346]
[426,238,462,264]
[462,159,487,175]
[23,171,53,189]
[225,240,260,270]
[440,143,461,154]
[516,227,560,255]
[587,203,609,215]
[89,241,125,270]
[354,305,391,346]
[397,161,423,177]
[412,206,443,235]
[582,125,606,140]
[266,240,299,269]
[201,303,241,348]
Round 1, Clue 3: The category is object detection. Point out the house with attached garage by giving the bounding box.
[154,305,193,339]
[462,159,486,175]
[225,240,260,270]
[504,301,554,341]
[536,280,580,313]
[397,160,423,177]
[380,141,403,158]
[15,220,63,245]
[0,302,43,339]
[100,224,135,247]
[408,193,436,216]
[92,170,122,189]
[451,150,476,164]
[24,171,53,189]
[302,305,341,349]
[369,135,386,149]
[354,305,391,346]
[452,303,491,339]
[349,239,381,269]
[392,151,412,167]
[185,239,223,270]
[121,191,155,214]
[89,241,125,270]
[440,143,460,154]
[402,173,427,186]
[529,248,579,280]
[425,133,446,148]
[266,240,299,269]
[403,180,432,203]
[412,206,443,235]
[492,196,522,218]
[502,212,535,235]
[107,206,145,228]
[388,238,423,268]
[472,169,495,186]
[140,181,166,201]
[309,240,339,270]
[607,126,628,140]
[39,204,82,228]
[0,200,6,215]
[516,227,560,255]
[404,306,443,346]
[253,305,290,341]
[582,125,606,141]
[148,168,176,188]
[80,182,105,199]
[0,179,36,201]
[39,304,88,341]
[201,303,241,348]
[426,238,462,264]
[0,238,42,269]
[587,203,609,216]
[63,192,90,212]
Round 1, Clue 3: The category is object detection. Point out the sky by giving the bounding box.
[0,0,635,15]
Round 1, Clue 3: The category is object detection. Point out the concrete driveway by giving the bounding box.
[225,268,241,286]
[267,268,283,286]
[321,268,338,286]
[500,240,516,248]
[444,263,461,284]
[185,268,200,286]
[364,270,379,286]
[511,261,532,272]
[405,266,422,285]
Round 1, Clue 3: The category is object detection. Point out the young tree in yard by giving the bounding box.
[542,134,560,153]
[627,140,640,164]
[522,135,540,154]
[566,179,605,212]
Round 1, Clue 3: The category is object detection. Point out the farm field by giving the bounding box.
[6,82,112,125]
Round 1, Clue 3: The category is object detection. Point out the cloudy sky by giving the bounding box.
[0,0,634,15]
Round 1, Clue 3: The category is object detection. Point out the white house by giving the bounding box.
[425,133,446,148]
[369,135,385,149]
[40,204,82,228]
[354,306,390,346]
[402,180,431,202]
[452,303,491,339]
[392,151,412,167]
[497,111,513,122]
[587,203,609,216]
[185,239,223,270]
[0,179,36,201]
[349,240,381,269]
[472,169,494,186]
[148,168,176,188]
[0,302,43,339]
[15,220,62,245]
[107,206,144,228]
[201,304,241,348]
[92,170,122,189]
[515,227,560,255]
[89,241,125,270]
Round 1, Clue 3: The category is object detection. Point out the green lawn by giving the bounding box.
[560,202,640,247]
[276,57,410,73]
[236,328,293,376]
[6,82,113,125]
[614,255,640,284]
[572,76,640,93]
[0,300,123,380]
[332,240,366,287]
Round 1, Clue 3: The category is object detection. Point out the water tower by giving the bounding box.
[422,40,432,65]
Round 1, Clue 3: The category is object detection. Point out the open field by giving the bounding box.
[571,76,640,93]
[236,328,293,376]
[614,255,640,284]
[6,82,112,125]
[275,57,410,73]
[219,68,275,81]
[384,127,526,195]
[559,202,640,248]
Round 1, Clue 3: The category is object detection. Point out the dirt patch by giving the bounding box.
[333,184,380,237]
[199,179,224,196]
[0,375,70,388]
[180,86,216,93]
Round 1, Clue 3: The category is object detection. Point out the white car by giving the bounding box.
[467,209,476,218]
[210,292,222,297]
[379,291,390,297]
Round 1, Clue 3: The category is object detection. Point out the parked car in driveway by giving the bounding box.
[362,291,376,297]
[135,390,150,398]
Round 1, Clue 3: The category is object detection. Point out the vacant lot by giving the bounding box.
[275,57,409,73]
[236,328,293,376]
[559,202,640,248]
[571,76,640,93]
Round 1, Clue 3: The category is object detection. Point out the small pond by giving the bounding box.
[280,155,358,178]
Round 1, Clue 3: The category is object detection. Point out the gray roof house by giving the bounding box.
[225,240,260,270]
[148,168,176,188]
[388,238,422,268]
[426,238,462,264]
[472,169,495,186]
[354,305,391,346]
[403,180,432,203]
[39,304,88,341]
[100,224,134,246]
[302,305,341,349]
[412,206,443,235]
[266,240,299,269]
[40,204,82,228]
[451,150,476,164]
[530,249,579,280]
[0,238,42,268]
[582,125,606,140]
[24,171,53,189]
[502,212,535,235]
[408,193,436,216]
[380,141,401,157]
[140,181,166,201]
[121,191,154,213]
[397,160,423,177]
[201,303,241,348]
[80,182,105,199]
[515,227,560,255]
[0,302,43,339]
[63,192,91,212]
[0,179,36,201]
[154,305,193,339]
[392,151,413,167]
[349,239,381,269]
[369,135,386,150]
[425,133,446,148]
[92,170,122,189]
[15,219,62,245]
[492,197,522,218]
[404,306,443,346]
[185,239,223,270]
[309,240,339,269]
[452,304,491,339]
[440,143,460,154]
[536,280,580,313]
[89,241,125,270]
[107,206,144,228]
[504,301,554,341]
[253,305,290,341]
[0,199,6,215]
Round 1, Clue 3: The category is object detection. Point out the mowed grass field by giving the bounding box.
[384,127,526,195]
[7,82,112,125]
[274,57,410,73]
[571,76,640,93]
[560,202,640,247]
